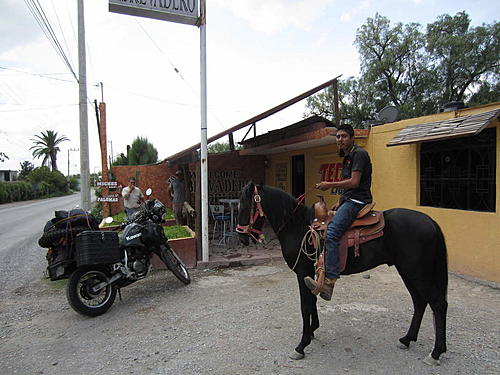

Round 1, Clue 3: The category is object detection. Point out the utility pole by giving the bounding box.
[77,0,91,211]
[199,0,209,263]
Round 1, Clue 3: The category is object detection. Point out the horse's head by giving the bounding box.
[236,182,266,246]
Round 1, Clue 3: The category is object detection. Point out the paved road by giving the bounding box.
[0,193,82,297]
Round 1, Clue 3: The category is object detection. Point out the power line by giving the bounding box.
[0,66,74,83]
[135,19,227,130]
[23,0,78,82]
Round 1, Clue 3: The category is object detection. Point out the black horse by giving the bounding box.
[237,182,448,365]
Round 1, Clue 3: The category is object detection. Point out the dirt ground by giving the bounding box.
[1,258,499,375]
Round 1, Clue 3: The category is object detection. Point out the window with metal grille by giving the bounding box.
[420,128,496,212]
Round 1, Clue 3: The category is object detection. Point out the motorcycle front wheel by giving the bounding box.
[160,246,191,285]
[66,267,117,317]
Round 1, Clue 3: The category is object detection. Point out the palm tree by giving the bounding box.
[30,130,69,171]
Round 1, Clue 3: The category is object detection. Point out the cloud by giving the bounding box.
[0,0,43,51]
[340,0,371,22]
[212,0,335,34]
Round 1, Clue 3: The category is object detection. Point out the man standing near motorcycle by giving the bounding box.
[122,177,144,220]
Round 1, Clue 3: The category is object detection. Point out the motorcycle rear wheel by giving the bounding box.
[160,246,191,285]
[66,267,117,317]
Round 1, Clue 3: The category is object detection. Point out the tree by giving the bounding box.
[426,12,500,106]
[467,80,500,107]
[30,130,69,171]
[305,12,499,124]
[305,77,376,128]
[207,141,241,153]
[18,161,34,180]
[355,13,438,118]
[27,166,68,194]
[127,137,158,165]
[112,153,128,166]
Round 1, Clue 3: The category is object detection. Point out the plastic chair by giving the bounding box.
[210,205,231,245]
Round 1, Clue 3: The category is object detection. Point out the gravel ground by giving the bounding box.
[1,257,499,375]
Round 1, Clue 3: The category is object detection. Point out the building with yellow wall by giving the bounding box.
[241,104,500,282]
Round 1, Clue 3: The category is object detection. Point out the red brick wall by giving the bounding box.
[108,153,266,215]
[108,162,177,215]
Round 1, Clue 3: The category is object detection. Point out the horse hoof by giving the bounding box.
[422,353,440,366]
[397,342,409,350]
[289,350,305,360]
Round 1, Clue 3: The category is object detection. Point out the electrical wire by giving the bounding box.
[23,0,78,82]
[134,19,227,130]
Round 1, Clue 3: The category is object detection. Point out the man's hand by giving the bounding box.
[315,181,331,191]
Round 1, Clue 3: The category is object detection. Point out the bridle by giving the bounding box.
[236,185,306,243]
[236,186,266,243]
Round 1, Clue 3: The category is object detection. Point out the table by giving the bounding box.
[219,198,240,233]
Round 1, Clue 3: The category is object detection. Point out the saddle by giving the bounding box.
[312,196,385,272]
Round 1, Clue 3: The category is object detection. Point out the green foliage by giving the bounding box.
[305,11,499,124]
[128,137,158,165]
[90,202,103,224]
[164,225,191,239]
[68,176,80,191]
[208,141,242,153]
[30,130,69,171]
[426,12,500,105]
[112,153,128,166]
[18,161,34,180]
[0,181,33,203]
[27,167,68,194]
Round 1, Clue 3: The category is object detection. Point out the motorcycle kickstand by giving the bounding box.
[117,288,122,301]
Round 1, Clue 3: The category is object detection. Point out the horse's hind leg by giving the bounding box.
[405,278,448,365]
[398,275,427,348]
[425,289,447,364]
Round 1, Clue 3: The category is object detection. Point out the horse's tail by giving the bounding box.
[432,219,449,301]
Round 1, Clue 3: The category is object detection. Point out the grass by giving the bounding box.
[164,225,192,239]
[101,207,175,227]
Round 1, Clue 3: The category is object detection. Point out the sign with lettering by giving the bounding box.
[319,163,343,195]
[208,170,247,196]
[109,0,199,26]
[97,194,119,202]
[96,181,118,188]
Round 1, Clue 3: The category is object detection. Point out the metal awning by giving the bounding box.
[386,108,500,147]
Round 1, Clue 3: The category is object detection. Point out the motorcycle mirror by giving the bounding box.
[104,217,114,224]
[146,188,152,197]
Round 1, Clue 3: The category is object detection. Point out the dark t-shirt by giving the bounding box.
[339,145,372,205]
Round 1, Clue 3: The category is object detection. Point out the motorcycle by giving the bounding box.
[39,188,190,317]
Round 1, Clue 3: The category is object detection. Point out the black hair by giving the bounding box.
[337,124,355,138]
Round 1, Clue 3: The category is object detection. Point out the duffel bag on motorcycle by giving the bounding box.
[39,209,99,248]
[75,231,121,267]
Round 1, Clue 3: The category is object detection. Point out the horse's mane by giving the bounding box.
[241,182,313,228]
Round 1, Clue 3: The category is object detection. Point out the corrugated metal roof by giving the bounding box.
[386,108,500,147]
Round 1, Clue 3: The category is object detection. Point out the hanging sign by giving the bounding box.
[97,195,119,202]
[109,0,199,26]
[96,181,118,188]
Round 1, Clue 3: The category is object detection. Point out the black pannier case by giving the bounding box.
[76,231,121,267]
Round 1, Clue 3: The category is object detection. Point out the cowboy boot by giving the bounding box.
[304,276,337,301]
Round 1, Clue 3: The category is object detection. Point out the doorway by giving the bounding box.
[292,154,305,198]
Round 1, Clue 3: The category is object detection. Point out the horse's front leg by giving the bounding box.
[290,272,319,360]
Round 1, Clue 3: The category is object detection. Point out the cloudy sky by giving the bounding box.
[0,0,497,175]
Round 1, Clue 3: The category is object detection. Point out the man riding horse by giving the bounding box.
[304,124,373,300]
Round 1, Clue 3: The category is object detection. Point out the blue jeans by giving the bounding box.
[325,200,364,279]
